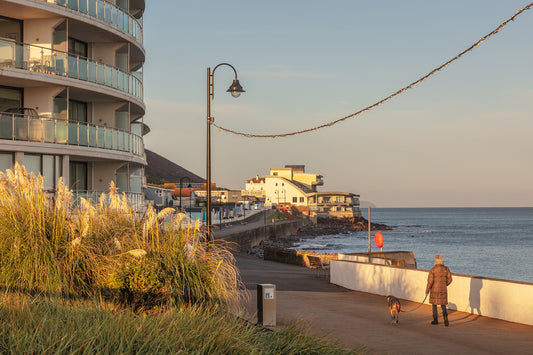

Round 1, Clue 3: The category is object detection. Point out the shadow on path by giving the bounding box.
[236,253,347,293]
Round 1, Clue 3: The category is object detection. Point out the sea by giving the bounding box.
[293,207,533,284]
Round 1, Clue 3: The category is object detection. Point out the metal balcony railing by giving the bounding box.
[0,112,144,157]
[0,39,143,101]
[41,0,143,45]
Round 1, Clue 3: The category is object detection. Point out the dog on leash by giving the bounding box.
[387,296,401,325]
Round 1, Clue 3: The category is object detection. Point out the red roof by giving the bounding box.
[172,188,193,197]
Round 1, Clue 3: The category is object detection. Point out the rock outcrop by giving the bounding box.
[296,216,392,237]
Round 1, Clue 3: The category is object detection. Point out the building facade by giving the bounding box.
[0,0,147,208]
[308,192,361,218]
[246,165,361,218]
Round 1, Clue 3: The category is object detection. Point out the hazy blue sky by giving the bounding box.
[142,1,533,207]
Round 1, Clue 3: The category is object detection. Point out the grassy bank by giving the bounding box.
[0,293,363,354]
[0,164,364,354]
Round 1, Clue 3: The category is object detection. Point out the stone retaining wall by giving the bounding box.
[221,219,310,251]
[264,247,338,267]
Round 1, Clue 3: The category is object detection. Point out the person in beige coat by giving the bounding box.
[426,254,453,326]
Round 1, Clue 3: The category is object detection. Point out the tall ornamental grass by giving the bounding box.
[0,164,241,309]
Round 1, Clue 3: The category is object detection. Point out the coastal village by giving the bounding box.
[144,150,363,224]
[0,1,532,353]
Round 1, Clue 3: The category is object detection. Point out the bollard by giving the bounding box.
[257,284,276,328]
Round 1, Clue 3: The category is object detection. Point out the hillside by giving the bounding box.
[145,149,205,185]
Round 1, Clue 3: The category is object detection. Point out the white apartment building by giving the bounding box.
[0,0,146,208]
[246,165,361,218]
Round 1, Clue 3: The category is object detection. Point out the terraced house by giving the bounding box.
[0,0,147,209]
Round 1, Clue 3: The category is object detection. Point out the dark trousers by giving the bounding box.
[432,304,447,317]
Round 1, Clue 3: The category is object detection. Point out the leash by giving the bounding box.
[401,294,428,313]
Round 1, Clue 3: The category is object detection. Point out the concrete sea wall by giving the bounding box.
[331,259,533,326]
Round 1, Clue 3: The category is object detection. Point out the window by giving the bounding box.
[292,197,297,203]
[68,37,88,57]
[69,100,87,122]
[24,155,41,178]
[0,153,12,172]
[0,85,22,112]
[0,15,22,42]
[300,197,304,203]
[22,154,62,190]
[69,161,87,191]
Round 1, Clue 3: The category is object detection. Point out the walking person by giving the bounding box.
[425,254,453,326]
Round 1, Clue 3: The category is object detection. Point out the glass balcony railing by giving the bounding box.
[72,190,144,210]
[0,112,144,157]
[0,39,143,101]
[42,0,143,45]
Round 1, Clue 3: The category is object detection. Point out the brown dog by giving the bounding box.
[387,296,401,325]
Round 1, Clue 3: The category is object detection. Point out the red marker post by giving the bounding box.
[374,232,383,252]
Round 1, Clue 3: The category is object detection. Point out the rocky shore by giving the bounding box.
[295,216,392,237]
[245,216,392,258]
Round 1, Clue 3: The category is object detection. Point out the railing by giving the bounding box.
[0,39,143,101]
[0,112,144,157]
[42,0,143,45]
[72,190,144,210]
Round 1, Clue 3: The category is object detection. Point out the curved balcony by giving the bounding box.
[0,112,144,157]
[0,39,143,102]
[40,0,143,45]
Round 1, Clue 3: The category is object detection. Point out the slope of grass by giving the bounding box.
[0,293,364,354]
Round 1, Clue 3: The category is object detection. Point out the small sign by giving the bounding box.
[264,287,274,300]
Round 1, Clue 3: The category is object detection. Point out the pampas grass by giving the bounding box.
[0,163,242,308]
[0,164,365,354]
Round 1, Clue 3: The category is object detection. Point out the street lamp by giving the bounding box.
[206,63,245,241]
[242,194,246,225]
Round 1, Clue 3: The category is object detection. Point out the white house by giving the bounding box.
[246,165,361,217]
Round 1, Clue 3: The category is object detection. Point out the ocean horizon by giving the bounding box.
[293,207,533,283]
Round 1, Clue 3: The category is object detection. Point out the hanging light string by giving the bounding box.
[213,2,533,139]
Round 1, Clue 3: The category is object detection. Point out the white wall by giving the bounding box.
[93,102,123,127]
[24,86,64,116]
[331,260,533,326]
[264,176,308,207]
[24,18,63,48]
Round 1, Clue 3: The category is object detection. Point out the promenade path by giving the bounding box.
[213,209,272,239]
[232,253,533,354]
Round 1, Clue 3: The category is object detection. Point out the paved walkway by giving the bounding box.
[214,209,272,238]
[235,253,533,354]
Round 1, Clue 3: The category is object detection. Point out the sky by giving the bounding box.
[142,1,533,208]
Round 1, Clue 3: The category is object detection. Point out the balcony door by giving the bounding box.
[69,161,87,191]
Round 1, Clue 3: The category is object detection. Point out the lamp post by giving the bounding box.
[242,194,246,225]
[206,63,245,241]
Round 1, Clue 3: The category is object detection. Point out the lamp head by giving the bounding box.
[227,79,245,98]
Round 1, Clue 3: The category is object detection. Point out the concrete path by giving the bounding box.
[235,253,533,354]
[214,209,273,238]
